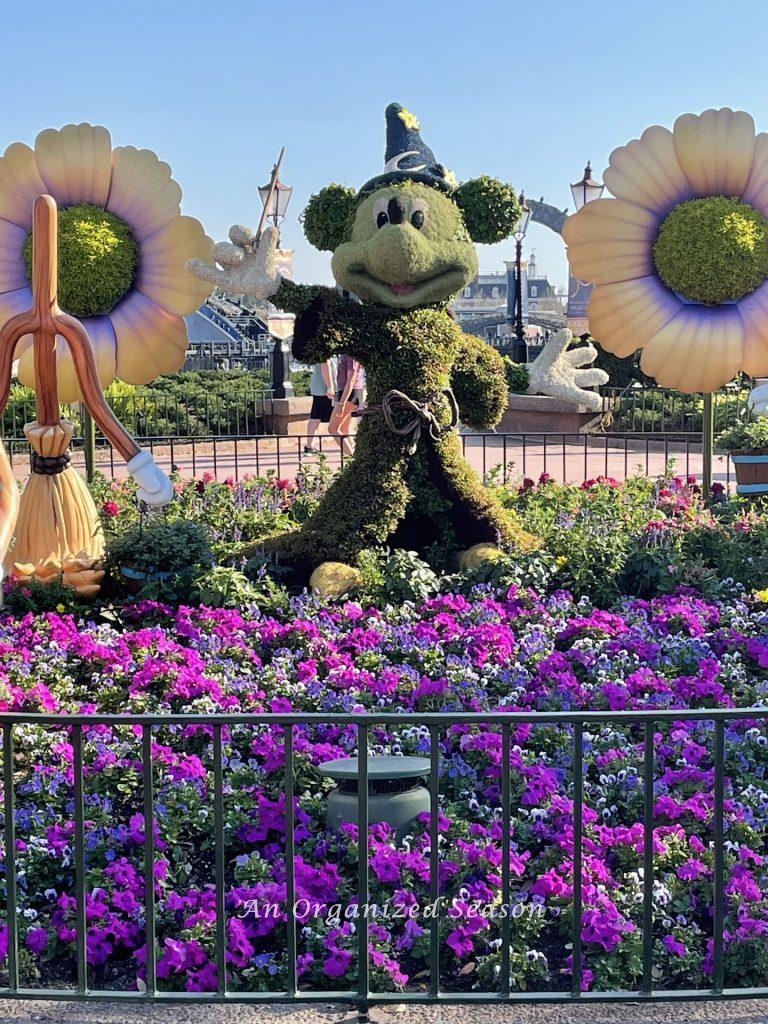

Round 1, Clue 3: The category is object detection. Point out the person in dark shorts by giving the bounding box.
[330,353,364,456]
[304,358,337,455]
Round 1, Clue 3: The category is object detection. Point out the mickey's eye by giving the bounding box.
[410,198,429,230]
[372,196,390,229]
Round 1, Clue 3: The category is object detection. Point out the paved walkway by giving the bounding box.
[0,996,766,1024]
[7,434,734,487]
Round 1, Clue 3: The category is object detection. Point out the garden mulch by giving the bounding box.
[0,999,767,1024]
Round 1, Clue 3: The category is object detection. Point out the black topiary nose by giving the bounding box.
[387,196,406,225]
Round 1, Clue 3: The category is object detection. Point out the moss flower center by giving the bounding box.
[23,203,137,318]
[653,196,768,305]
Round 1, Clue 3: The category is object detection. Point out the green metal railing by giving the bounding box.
[0,707,760,1014]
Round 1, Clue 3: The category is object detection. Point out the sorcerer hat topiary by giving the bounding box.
[359,102,456,196]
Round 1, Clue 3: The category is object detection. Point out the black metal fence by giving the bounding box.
[2,431,736,487]
[0,707,759,1011]
[0,389,274,441]
[601,385,750,435]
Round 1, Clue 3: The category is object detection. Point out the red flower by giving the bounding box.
[101,500,119,518]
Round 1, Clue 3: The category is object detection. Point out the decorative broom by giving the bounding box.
[0,194,173,597]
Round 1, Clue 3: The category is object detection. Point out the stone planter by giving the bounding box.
[462,393,610,436]
[119,566,174,595]
[263,396,314,436]
[730,449,768,497]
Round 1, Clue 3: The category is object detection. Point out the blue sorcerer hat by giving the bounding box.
[359,103,456,196]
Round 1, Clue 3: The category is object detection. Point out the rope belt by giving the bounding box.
[31,452,71,476]
[356,387,459,455]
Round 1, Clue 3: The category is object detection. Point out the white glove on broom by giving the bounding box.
[748,382,768,418]
[126,451,174,507]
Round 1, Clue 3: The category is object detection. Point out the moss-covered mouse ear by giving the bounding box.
[453,176,521,244]
[301,184,359,251]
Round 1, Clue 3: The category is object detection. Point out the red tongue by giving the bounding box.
[390,283,416,295]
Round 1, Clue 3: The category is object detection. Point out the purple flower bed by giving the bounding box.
[1,586,768,994]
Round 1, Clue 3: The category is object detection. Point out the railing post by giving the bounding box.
[213,724,227,996]
[642,721,655,994]
[702,392,714,498]
[712,719,725,993]
[356,724,369,1022]
[81,405,96,484]
[572,723,583,997]
[3,724,18,992]
[73,725,87,994]
[143,726,156,995]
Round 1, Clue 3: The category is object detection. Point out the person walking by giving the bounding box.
[304,358,337,455]
[330,353,364,457]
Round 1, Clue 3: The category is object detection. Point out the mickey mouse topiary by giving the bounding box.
[189,103,606,588]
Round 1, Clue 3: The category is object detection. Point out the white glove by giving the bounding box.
[186,224,282,300]
[748,381,768,418]
[526,328,608,412]
[127,451,174,508]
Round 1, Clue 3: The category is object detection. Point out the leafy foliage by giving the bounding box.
[503,358,529,394]
[453,176,521,244]
[653,196,768,304]
[301,183,358,252]
[716,415,768,452]
[106,518,212,578]
[24,203,137,317]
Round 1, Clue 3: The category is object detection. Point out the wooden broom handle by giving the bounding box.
[31,195,60,425]
[0,196,140,460]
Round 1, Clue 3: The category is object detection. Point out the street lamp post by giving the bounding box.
[512,192,532,363]
[569,161,605,211]
[258,149,295,399]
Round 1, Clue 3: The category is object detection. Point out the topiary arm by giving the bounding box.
[291,290,370,364]
[451,333,508,430]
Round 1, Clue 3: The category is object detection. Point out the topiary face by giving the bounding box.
[653,196,768,305]
[331,182,478,309]
[23,202,138,318]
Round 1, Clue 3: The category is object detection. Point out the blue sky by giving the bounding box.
[3,0,768,291]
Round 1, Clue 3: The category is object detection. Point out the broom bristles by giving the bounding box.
[5,420,104,583]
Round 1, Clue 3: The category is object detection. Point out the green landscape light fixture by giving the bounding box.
[319,755,432,835]
[570,161,605,211]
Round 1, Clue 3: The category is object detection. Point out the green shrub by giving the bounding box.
[503,358,529,394]
[716,416,768,452]
[453,176,521,244]
[106,518,212,578]
[357,548,440,605]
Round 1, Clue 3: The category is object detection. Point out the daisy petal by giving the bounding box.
[0,287,32,342]
[672,108,756,197]
[111,292,189,383]
[0,144,47,230]
[640,304,744,393]
[107,146,182,241]
[16,316,117,403]
[603,125,691,216]
[136,216,213,315]
[563,199,656,285]
[0,218,30,295]
[742,132,768,218]
[737,279,768,375]
[588,276,681,358]
[34,124,112,208]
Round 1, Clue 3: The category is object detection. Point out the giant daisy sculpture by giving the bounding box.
[0,123,212,401]
[563,108,768,393]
